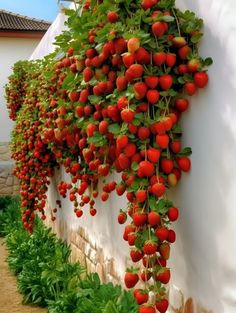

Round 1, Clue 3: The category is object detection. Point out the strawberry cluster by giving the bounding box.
[6,0,212,312]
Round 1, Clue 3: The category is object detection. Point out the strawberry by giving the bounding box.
[83,67,94,82]
[159,74,173,90]
[101,192,109,201]
[69,91,80,102]
[143,240,158,255]
[114,37,127,54]
[135,47,150,64]
[130,249,144,262]
[124,143,136,157]
[146,89,160,104]
[155,227,169,241]
[124,272,139,288]
[184,82,197,96]
[134,289,149,305]
[160,159,174,174]
[156,134,169,149]
[117,97,128,110]
[139,305,156,313]
[127,37,140,53]
[167,229,176,243]
[98,120,109,134]
[187,58,201,72]
[129,64,144,78]
[133,82,148,100]
[133,212,147,226]
[138,160,155,177]
[178,45,191,60]
[177,156,191,172]
[128,232,137,245]
[156,299,169,313]
[152,21,166,37]
[148,211,160,226]
[116,184,126,196]
[98,164,110,176]
[153,52,166,66]
[147,148,161,163]
[136,190,147,203]
[167,173,178,187]
[159,242,170,260]
[121,109,135,123]
[142,0,158,10]
[118,153,131,170]
[175,98,189,112]
[177,64,188,74]
[156,269,170,284]
[168,207,179,221]
[138,127,150,140]
[151,183,166,197]
[172,36,187,47]
[170,141,181,153]
[140,271,151,282]
[122,53,135,68]
[118,211,127,224]
[194,72,208,88]
[165,53,176,67]
[123,224,136,241]
[86,123,97,137]
[116,76,128,91]
[145,76,159,89]
[107,11,118,23]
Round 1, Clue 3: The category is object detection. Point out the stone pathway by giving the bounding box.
[0,238,46,313]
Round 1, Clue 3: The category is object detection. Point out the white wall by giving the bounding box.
[33,1,236,312]
[0,37,39,142]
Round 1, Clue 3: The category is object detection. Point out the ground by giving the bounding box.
[0,238,46,313]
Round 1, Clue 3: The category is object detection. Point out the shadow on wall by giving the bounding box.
[170,1,236,313]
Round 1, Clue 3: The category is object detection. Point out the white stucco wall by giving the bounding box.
[31,1,236,312]
[0,37,40,142]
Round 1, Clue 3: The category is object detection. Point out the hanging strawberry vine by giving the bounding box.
[6,0,212,312]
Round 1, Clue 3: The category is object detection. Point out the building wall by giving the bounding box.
[0,37,40,142]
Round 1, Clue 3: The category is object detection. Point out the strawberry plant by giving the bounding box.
[6,0,212,311]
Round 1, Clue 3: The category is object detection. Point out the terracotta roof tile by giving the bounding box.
[0,9,51,32]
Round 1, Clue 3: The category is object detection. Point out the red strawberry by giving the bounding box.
[152,183,166,197]
[142,0,158,10]
[107,11,118,23]
[122,53,135,68]
[133,212,147,226]
[159,243,170,260]
[139,306,156,313]
[98,164,110,176]
[175,98,189,112]
[138,160,155,177]
[143,240,158,255]
[156,269,170,284]
[116,76,128,91]
[135,47,150,64]
[155,227,169,241]
[134,289,149,305]
[194,72,209,88]
[136,190,147,203]
[129,64,144,78]
[123,224,136,241]
[159,74,173,90]
[130,249,144,262]
[121,109,135,123]
[172,36,187,47]
[168,207,179,221]
[83,67,94,82]
[167,229,176,243]
[117,97,128,110]
[138,127,150,140]
[128,232,137,245]
[166,53,176,67]
[118,153,131,170]
[148,211,161,226]
[69,91,80,102]
[177,156,191,172]
[114,37,127,54]
[124,272,139,288]
[177,64,188,75]
[178,45,191,60]
[156,299,169,313]
[133,82,148,100]
[116,134,128,149]
[116,184,126,196]
[146,89,160,104]
[184,82,197,96]
[127,37,140,53]
[153,52,166,66]
[170,141,181,154]
[160,159,174,174]
[118,211,127,224]
[145,76,159,89]
[156,134,169,149]
[187,58,201,72]
[101,192,109,201]
[99,120,109,134]
[147,148,161,163]
[152,21,166,37]
[140,271,151,282]
[124,143,136,157]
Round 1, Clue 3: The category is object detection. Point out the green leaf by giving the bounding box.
[108,123,121,135]
[157,199,173,214]
[178,147,192,156]
[191,33,203,43]
[149,196,157,211]
[131,162,139,172]
[160,15,175,22]
[103,300,119,313]
[88,95,102,104]
[204,57,213,67]
[87,132,107,147]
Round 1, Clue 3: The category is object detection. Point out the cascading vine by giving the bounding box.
[5,1,212,312]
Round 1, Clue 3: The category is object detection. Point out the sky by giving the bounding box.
[0,0,62,22]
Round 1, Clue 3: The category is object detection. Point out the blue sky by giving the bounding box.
[0,0,60,22]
